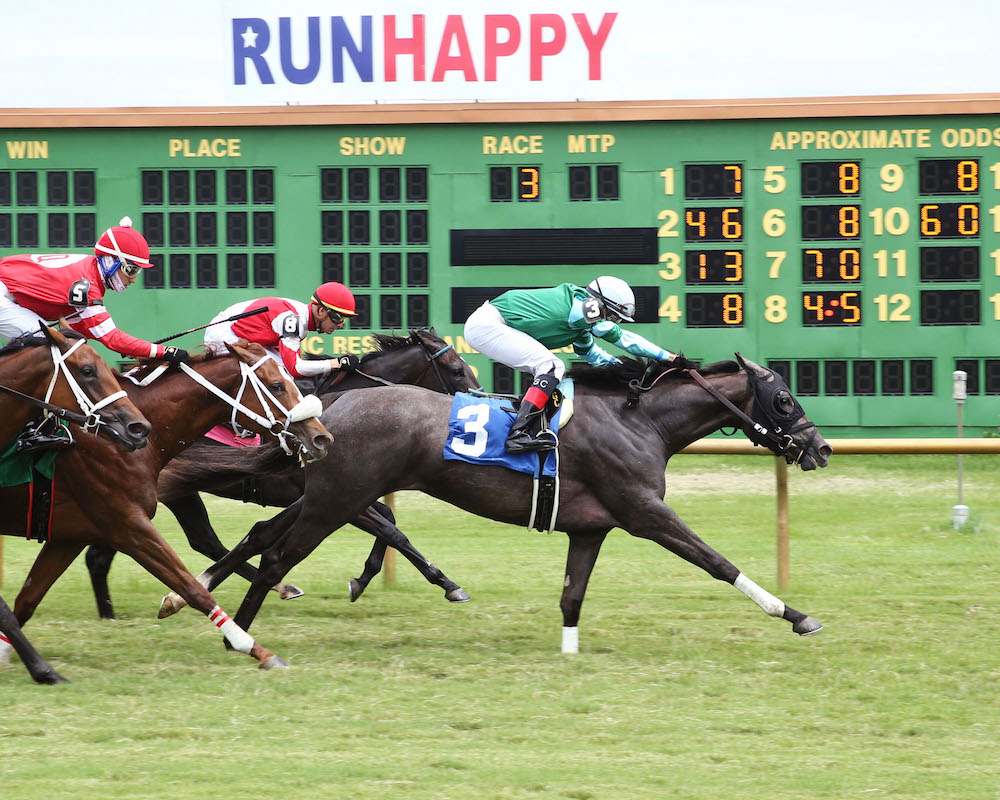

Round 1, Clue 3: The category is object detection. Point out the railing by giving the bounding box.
[678,438,1000,589]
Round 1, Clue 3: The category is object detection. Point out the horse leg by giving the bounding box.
[559,531,609,654]
[626,501,822,636]
[158,502,304,618]
[164,495,303,600]
[114,515,288,669]
[349,504,470,603]
[84,544,118,620]
[0,595,68,684]
[349,538,388,602]
[11,541,85,627]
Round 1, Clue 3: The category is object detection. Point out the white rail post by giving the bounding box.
[951,370,969,530]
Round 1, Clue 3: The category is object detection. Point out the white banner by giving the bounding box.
[2,0,998,109]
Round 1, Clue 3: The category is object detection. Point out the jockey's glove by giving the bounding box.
[337,354,361,373]
[672,354,701,371]
[163,346,190,365]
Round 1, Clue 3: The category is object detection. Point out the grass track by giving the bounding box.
[0,454,997,799]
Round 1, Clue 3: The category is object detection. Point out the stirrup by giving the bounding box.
[506,428,558,454]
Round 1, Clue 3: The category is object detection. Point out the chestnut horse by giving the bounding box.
[88,329,479,619]
[0,326,150,683]
[0,342,330,680]
[173,355,831,655]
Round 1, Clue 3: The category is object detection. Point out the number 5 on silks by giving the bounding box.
[449,402,491,457]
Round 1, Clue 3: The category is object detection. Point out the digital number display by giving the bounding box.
[490,166,540,202]
[684,207,742,242]
[685,292,744,327]
[918,159,979,195]
[919,289,980,325]
[802,291,862,325]
[919,203,979,238]
[801,248,861,283]
[919,246,980,281]
[684,164,743,199]
[800,162,860,197]
[684,250,743,284]
[801,205,861,240]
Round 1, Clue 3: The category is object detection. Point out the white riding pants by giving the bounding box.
[0,281,48,343]
[464,302,566,381]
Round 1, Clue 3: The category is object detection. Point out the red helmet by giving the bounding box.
[94,216,153,268]
[312,281,358,316]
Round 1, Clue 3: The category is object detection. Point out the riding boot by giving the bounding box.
[15,416,73,455]
[506,372,559,454]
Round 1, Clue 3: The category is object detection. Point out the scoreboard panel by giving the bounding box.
[1,99,999,435]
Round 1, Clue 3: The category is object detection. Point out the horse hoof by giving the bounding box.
[35,669,70,685]
[348,578,363,602]
[277,583,305,600]
[445,588,471,603]
[793,616,823,635]
[259,654,289,670]
[157,592,186,618]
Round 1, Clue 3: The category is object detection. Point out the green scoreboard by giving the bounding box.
[2,98,998,435]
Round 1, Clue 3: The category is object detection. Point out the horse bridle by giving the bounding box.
[625,363,818,464]
[124,353,323,459]
[0,338,130,442]
[321,335,458,394]
[688,368,819,464]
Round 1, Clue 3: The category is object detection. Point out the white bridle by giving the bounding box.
[43,338,128,432]
[126,353,321,456]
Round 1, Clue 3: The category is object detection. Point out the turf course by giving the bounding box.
[0,454,997,799]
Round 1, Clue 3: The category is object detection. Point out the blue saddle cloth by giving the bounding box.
[443,393,560,478]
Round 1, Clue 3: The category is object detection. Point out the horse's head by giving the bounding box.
[412,328,481,394]
[735,353,832,471]
[224,341,332,462]
[36,325,151,451]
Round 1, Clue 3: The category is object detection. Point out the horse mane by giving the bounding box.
[362,329,438,362]
[568,357,740,388]
[0,327,84,357]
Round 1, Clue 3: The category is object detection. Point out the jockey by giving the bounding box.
[464,276,699,453]
[0,217,188,363]
[203,281,361,379]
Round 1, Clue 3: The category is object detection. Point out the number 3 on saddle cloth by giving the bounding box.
[443,392,565,533]
[0,417,74,542]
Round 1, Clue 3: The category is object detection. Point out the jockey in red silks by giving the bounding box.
[0,216,188,364]
[203,281,361,379]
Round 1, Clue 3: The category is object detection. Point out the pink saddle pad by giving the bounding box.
[205,425,262,448]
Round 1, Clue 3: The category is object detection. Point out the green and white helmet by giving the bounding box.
[586,276,635,322]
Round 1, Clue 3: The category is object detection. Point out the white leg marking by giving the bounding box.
[562,626,579,654]
[734,573,786,618]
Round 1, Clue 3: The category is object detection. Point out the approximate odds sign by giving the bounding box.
[1,102,998,432]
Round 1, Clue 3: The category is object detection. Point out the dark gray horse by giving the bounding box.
[87,329,479,619]
[163,355,831,653]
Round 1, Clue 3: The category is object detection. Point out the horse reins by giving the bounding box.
[323,339,457,394]
[626,364,817,464]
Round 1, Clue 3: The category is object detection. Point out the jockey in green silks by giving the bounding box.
[464,276,700,453]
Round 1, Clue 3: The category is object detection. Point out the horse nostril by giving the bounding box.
[128,420,151,439]
[819,445,833,458]
[314,434,332,450]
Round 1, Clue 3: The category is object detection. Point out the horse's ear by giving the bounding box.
[734,352,748,370]
[39,322,61,346]
[735,352,768,378]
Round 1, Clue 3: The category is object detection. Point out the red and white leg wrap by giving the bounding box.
[0,631,12,663]
[209,605,255,654]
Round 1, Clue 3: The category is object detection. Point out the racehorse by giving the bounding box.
[173,355,831,654]
[0,342,330,678]
[85,329,479,618]
[0,326,151,683]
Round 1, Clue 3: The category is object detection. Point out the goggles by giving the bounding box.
[119,259,143,279]
[325,309,345,325]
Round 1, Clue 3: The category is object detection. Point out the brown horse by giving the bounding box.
[90,329,479,619]
[0,342,330,679]
[0,326,150,683]
[180,355,831,653]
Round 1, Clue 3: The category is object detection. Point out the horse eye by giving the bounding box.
[777,394,794,411]
[81,365,95,378]
[270,382,285,393]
